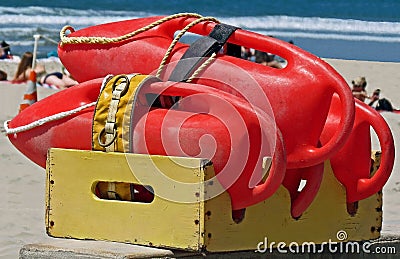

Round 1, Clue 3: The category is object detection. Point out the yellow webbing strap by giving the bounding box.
[92,73,151,153]
[92,73,161,201]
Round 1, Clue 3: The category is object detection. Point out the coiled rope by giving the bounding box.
[60,13,219,80]
[5,13,220,135]
[59,13,207,46]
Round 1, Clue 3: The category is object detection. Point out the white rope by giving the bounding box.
[3,102,96,135]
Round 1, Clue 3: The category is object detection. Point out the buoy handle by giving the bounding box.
[355,101,394,199]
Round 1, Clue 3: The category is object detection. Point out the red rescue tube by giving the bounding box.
[133,109,285,210]
[321,96,395,203]
[131,80,286,209]
[6,77,286,210]
[58,15,355,169]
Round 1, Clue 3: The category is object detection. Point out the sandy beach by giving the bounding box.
[0,58,399,258]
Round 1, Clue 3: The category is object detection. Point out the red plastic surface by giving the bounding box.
[283,162,324,218]
[59,16,355,169]
[7,78,102,168]
[7,79,286,210]
[321,96,395,202]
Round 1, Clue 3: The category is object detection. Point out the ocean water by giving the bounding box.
[1,0,400,61]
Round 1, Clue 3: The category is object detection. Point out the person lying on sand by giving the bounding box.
[12,51,77,89]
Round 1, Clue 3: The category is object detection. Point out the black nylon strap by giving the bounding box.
[168,23,238,82]
[209,23,238,44]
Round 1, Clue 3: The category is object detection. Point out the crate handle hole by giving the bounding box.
[95,182,155,203]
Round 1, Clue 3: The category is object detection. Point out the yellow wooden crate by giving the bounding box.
[45,148,382,252]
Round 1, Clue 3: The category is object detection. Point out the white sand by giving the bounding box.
[0,58,399,258]
[0,61,59,258]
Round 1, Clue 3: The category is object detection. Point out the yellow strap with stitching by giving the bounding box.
[92,74,150,152]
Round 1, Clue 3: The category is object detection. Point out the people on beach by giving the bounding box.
[0,41,12,59]
[241,47,253,60]
[254,50,282,69]
[12,52,77,89]
[368,88,381,108]
[368,88,394,112]
[240,37,293,66]
[12,52,45,83]
[351,77,396,111]
[351,76,368,102]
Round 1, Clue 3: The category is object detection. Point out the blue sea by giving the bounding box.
[1,0,400,62]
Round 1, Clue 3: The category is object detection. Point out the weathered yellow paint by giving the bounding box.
[46,148,382,252]
[203,158,382,251]
[46,148,207,251]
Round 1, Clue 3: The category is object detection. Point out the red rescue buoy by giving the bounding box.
[5,77,287,210]
[130,80,286,210]
[58,14,356,169]
[321,96,395,203]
